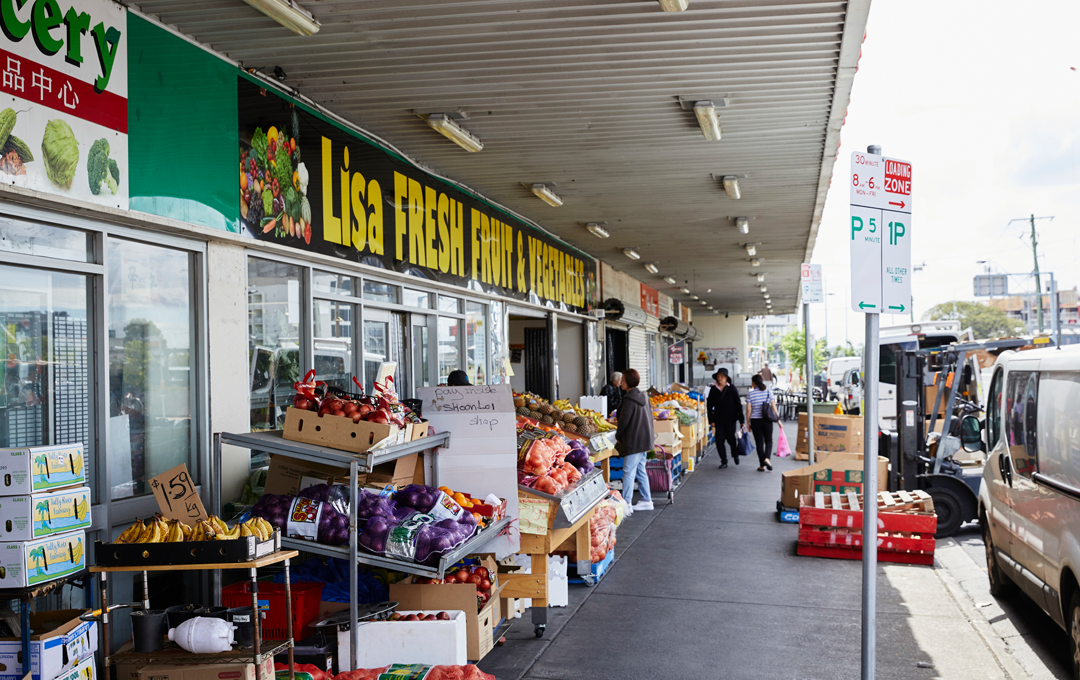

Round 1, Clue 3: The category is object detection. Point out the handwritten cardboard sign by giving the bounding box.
[517,496,549,535]
[149,464,209,522]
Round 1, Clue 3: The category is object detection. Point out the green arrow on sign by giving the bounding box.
[888,304,906,312]
[858,301,876,309]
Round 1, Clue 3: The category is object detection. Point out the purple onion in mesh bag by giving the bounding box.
[356,489,397,522]
[252,493,294,530]
[395,484,440,512]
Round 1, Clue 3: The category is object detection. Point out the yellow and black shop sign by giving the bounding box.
[237,77,596,313]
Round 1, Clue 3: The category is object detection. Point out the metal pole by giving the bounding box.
[1031,214,1044,333]
[862,312,880,680]
[804,303,815,465]
[861,142,882,680]
[1051,273,1061,346]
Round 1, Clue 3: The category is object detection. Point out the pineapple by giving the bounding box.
[516,406,531,417]
[573,415,588,428]
[538,403,554,416]
[541,415,554,425]
[529,410,543,420]
[564,423,578,433]
[563,412,576,423]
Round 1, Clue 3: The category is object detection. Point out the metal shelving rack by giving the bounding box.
[214,430,511,671]
[0,569,90,671]
[90,550,299,680]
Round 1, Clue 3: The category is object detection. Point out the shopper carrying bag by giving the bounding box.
[776,423,793,457]
[744,374,778,471]
[614,369,655,512]
[706,368,745,469]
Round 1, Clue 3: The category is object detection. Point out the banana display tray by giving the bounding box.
[93,532,280,567]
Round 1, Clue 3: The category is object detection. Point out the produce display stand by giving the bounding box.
[586,432,617,483]
[509,469,608,637]
[89,550,299,680]
[213,430,511,672]
[591,448,615,483]
[0,570,91,672]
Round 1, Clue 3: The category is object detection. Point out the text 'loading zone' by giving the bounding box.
[849,151,912,315]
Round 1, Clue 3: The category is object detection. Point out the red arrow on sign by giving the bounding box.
[889,200,906,208]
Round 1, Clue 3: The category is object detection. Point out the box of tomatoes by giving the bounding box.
[389,555,505,662]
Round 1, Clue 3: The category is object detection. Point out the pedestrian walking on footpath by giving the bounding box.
[707,368,744,469]
[745,374,778,471]
[614,369,655,512]
[759,362,774,388]
[600,371,623,417]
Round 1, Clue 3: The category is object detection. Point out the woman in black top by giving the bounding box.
[707,369,744,469]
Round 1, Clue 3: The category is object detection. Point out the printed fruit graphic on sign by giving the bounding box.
[241,111,309,242]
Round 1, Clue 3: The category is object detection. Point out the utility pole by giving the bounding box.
[1009,215,1054,333]
[1030,215,1043,333]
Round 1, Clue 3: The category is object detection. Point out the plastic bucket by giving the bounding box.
[194,606,229,620]
[165,604,202,630]
[131,609,167,653]
[227,607,256,648]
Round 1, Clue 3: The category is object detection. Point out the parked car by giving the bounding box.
[839,367,861,415]
[826,356,861,400]
[978,344,1080,678]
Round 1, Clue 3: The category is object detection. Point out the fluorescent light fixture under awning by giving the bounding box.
[693,101,722,141]
[736,217,749,234]
[242,0,320,35]
[658,0,689,10]
[745,244,756,257]
[531,184,563,207]
[623,248,640,260]
[585,223,609,238]
[644,263,659,274]
[427,114,483,152]
[723,176,741,199]
[664,277,677,285]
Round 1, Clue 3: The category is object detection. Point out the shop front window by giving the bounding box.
[403,289,430,309]
[0,217,92,263]
[439,296,460,313]
[413,322,431,390]
[108,239,196,499]
[363,279,396,303]
[0,264,92,481]
[313,271,353,297]
[363,317,389,395]
[313,299,354,393]
[466,302,486,385]
[438,317,460,384]
[248,258,301,432]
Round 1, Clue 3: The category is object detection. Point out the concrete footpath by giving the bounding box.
[478,422,1059,680]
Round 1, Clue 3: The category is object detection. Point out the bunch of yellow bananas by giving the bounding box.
[114,514,274,544]
[572,405,616,432]
[553,399,573,411]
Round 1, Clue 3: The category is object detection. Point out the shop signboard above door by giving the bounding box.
[0,0,127,209]
[236,78,597,314]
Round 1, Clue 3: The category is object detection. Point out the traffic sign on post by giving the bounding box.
[850,151,913,314]
[801,264,823,303]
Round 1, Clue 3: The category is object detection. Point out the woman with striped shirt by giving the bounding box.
[744,374,777,471]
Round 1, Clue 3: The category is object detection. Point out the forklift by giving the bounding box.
[885,337,1051,537]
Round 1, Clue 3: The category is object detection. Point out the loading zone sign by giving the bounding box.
[850,151,912,314]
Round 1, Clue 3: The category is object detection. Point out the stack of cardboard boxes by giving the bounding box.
[0,444,90,589]
[794,413,863,461]
[0,443,95,680]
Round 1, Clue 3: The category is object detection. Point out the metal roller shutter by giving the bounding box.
[629,327,649,389]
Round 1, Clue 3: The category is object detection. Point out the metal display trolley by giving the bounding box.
[89,550,299,680]
[0,570,91,674]
[213,430,511,671]
[507,469,608,637]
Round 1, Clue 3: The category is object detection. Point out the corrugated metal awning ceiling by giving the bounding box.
[128,0,869,315]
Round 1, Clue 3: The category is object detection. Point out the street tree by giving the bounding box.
[923,301,1026,339]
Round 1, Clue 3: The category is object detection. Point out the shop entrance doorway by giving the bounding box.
[606,327,629,376]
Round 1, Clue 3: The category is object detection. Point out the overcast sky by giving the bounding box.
[806,0,1080,346]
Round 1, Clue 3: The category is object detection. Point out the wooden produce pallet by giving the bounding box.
[796,490,937,566]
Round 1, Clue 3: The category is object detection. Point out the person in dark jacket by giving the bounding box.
[615,369,655,512]
[599,371,623,417]
[707,368,744,469]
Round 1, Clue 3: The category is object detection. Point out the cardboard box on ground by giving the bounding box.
[780,452,890,509]
[0,609,96,680]
[388,555,505,663]
[795,413,863,455]
[137,658,274,680]
[336,610,468,668]
[264,452,424,496]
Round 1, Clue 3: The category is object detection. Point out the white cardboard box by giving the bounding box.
[336,610,467,669]
[0,487,92,542]
[0,530,86,588]
[0,610,97,680]
[0,444,86,495]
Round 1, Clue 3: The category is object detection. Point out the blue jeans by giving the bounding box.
[621,452,652,504]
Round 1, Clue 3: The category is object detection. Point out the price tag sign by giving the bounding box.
[149,463,208,523]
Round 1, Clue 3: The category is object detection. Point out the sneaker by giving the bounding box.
[632,501,655,512]
[719,463,728,469]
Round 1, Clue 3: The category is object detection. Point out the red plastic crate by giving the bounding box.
[222,581,324,641]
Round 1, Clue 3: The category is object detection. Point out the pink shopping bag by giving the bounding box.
[777,423,792,457]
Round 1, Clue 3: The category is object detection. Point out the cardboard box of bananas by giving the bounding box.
[114,514,275,544]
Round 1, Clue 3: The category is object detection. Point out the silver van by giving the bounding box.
[978,345,1080,677]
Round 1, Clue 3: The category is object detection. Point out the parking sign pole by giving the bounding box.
[804,302,814,465]
[862,309,880,680]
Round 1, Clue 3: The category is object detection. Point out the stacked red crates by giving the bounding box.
[796,490,937,566]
